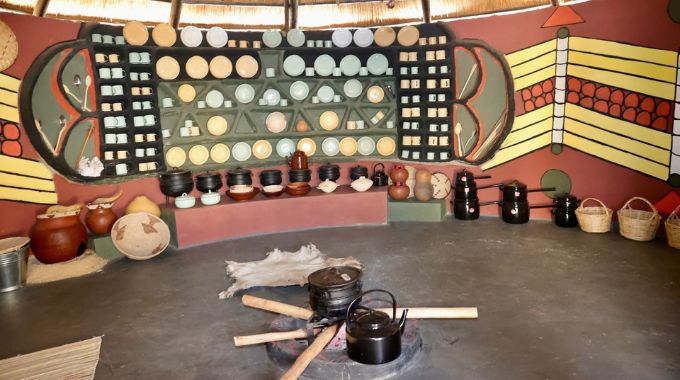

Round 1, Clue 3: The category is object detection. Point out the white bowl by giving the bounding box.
[200,191,221,205]
[263,184,283,193]
[174,193,196,209]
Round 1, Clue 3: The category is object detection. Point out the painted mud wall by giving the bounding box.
[0,0,678,237]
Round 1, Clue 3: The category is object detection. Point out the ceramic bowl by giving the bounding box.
[227,187,259,201]
[205,90,224,108]
[111,213,170,260]
[263,89,281,106]
[339,55,360,76]
[286,182,311,196]
[230,184,254,193]
[317,85,335,103]
[175,193,196,209]
[319,111,339,131]
[206,26,228,48]
[209,56,232,79]
[353,28,374,47]
[262,184,284,197]
[283,55,305,77]
[286,28,305,47]
[180,25,203,47]
[207,116,228,136]
[210,143,230,163]
[321,137,340,156]
[276,139,296,157]
[374,26,396,47]
[235,55,258,78]
[152,23,176,47]
[232,142,252,162]
[317,179,339,193]
[376,137,396,156]
[200,191,221,205]
[186,55,209,79]
[266,111,287,133]
[314,54,335,76]
[289,81,309,101]
[343,79,363,98]
[252,140,273,159]
[156,56,180,80]
[367,53,388,76]
[235,84,255,104]
[397,25,419,46]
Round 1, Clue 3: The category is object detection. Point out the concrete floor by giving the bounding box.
[1,218,680,379]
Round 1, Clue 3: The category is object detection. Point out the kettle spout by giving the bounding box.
[399,309,408,334]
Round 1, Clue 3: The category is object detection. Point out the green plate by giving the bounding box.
[286,29,305,47]
[343,79,363,98]
[314,54,335,77]
[340,55,361,76]
[283,55,305,77]
[367,53,388,75]
[262,30,282,48]
[235,84,255,104]
[289,81,310,101]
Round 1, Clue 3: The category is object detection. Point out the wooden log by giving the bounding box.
[241,294,313,320]
[234,329,310,347]
[279,325,339,380]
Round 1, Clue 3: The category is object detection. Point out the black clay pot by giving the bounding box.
[350,165,369,181]
[453,197,480,220]
[289,169,311,183]
[318,163,341,182]
[259,170,282,186]
[308,266,363,320]
[227,168,252,186]
[502,200,530,224]
[195,172,223,193]
[159,168,194,197]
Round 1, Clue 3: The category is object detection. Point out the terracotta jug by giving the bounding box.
[125,195,161,217]
[287,150,308,170]
[388,184,410,201]
[389,164,408,184]
[30,213,87,264]
[414,183,434,201]
[85,204,117,234]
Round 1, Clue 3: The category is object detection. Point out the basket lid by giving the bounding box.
[0,237,30,255]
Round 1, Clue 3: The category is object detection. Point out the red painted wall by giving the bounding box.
[0,0,678,237]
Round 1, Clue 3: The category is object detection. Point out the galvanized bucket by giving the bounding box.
[0,237,30,293]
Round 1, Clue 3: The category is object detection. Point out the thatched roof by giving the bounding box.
[0,0,573,29]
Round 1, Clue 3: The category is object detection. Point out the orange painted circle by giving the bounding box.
[2,123,19,139]
[1,140,22,156]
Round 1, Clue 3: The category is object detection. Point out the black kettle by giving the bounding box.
[371,163,388,187]
[346,289,407,365]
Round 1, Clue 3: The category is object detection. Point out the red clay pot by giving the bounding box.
[390,165,408,184]
[30,213,87,264]
[85,205,117,234]
[388,184,410,201]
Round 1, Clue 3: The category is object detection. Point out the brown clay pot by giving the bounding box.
[30,213,88,264]
[388,185,410,201]
[414,183,434,201]
[415,169,432,183]
[390,165,408,184]
[85,205,117,234]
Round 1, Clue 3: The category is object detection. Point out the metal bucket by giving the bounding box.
[0,238,30,293]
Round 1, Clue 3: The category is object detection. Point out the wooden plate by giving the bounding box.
[235,55,259,78]
[210,143,230,163]
[123,21,149,46]
[207,116,228,136]
[188,145,209,165]
[152,23,176,47]
[156,56,180,80]
[374,26,396,47]
[339,137,357,156]
[252,140,273,159]
[397,25,419,47]
[376,137,396,156]
[165,147,186,167]
[186,56,209,80]
[209,55,232,79]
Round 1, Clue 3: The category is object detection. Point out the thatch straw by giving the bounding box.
[180,3,284,28]
[45,0,171,24]
[0,0,35,13]
[298,0,423,29]
[431,0,551,20]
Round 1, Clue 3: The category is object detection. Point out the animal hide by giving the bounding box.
[219,244,362,299]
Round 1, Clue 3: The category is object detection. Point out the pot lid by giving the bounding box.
[352,308,392,330]
[455,169,475,182]
[504,180,526,189]
[196,171,220,179]
[0,237,29,255]
[160,168,192,177]
[228,167,252,175]
[308,266,362,289]
[319,163,340,170]
[260,169,282,175]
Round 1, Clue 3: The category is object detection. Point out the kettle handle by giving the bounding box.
[346,288,397,322]
[373,162,384,173]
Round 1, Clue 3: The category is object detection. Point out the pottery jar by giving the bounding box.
[30,213,87,264]
[125,195,161,217]
[389,165,408,184]
[85,204,117,234]
[414,169,432,183]
[288,150,308,170]
[388,184,410,200]
[414,182,434,201]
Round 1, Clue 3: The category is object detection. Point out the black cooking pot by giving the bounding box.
[346,289,407,365]
[454,169,491,185]
[501,200,530,224]
[371,163,389,187]
[289,168,312,183]
[195,171,222,193]
[308,266,363,320]
[227,168,252,186]
[159,168,194,197]
[318,163,340,182]
[454,183,477,199]
[259,169,282,186]
[501,180,528,202]
[553,194,579,227]
[350,165,369,181]
[453,197,480,220]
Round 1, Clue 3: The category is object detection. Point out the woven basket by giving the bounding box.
[575,198,612,233]
[664,204,680,249]
[617,197,660,241]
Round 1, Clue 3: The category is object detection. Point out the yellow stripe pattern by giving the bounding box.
[567,64,676,100]
[506,39,556,67]
[569,37,678,66]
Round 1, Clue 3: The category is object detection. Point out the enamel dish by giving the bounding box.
[319,111,339,131]
[297,138,316,156]
[332,29,352,48]
[366,85,385,103]
[152,23,176,47]
[156,56,180,80]
[276,138,295,157]
[289,81,309,101]
[357,136,376,156]
[205,90,224,108]
[339,137,358,156]
[283,55,305,77]
[266,111,287,133]
[343,79,363,98]
[366,53,388,75]
[286,28,305,47]
[186,56,209,80]
[314,54,335,77]
[262,30,282,48]
[206,26,228,48]
[232,142,252,161]
[210,143,230,163]
[207,116,228,136]
[188,145,209,165]
[177,84,196,103]
[374,26,396,47]
[209,56,232,79]
[235,55,259,78]
[353,28,374,47]
[317,85,334,103]
[321,137,340,156]
[376,136,396,156]
[252,140,273,159]
[165,146,186,167]
[234,84,255,104]
[339,55,361,76]
[180,25,203,47]
[397,25,419,47]
[263,89,281,106]
[123,21,148,46]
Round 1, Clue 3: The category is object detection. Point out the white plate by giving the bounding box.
[286,28,305,47]
[276,138,295,157]
[353,28,374,47]
[232,142,252,161]
[317,85,334,103]
[357,136,376,155]
[339,55,361,76]
[343,79,363,98]
[205,90,224,108]
[332,29,352,48]
[322,137,340,156]
[234,84,255,104]
[206,26,228,48]
[283,55,305,77]
[180,26,202,47]
[263,89,281,106]
[262,30,282,48]
[289,81,309,101]
[367,53,388,75]
[314,54,335,77]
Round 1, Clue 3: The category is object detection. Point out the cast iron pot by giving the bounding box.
[308,266,363,320]
[350,165,369,181]
[346,289,407,365]
[289,169,312,183]
[502,200,530,224]
[454,183,478,199]
[454,169,491,185]
[371,163,389,187]
[227,168,253,186]
[453,197,480,220]
[159,168,194,198]
[553,194,580,228]
[195,171,222,193]
[318,163,340,181]
[259,170,282,186]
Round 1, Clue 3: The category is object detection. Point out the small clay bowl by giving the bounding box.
[286,182,311,196]
[226,187,260,201]
[263,185,284,197]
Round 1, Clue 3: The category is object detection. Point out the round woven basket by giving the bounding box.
[0,20,18,72]
[575,198,612,233]
[664,204,680,249]
[617,197,660,242]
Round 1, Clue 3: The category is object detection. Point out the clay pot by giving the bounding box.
[295,120,310,132]
[85,204,117,234]
[415,169,432,183]
[390,165,408,184]
[288,151,308,170]
[30,213,87,264]
[414,183,433,201]
[388,185,410,201]
[125,195,161,217]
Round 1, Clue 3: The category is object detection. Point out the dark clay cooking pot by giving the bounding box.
[318,163,340,181]
[260,170,282,186]
[350,165,369,181]
[227,168,253,186]
[195,171,223,193]
[371,163,388,187]
[159,168,194,197]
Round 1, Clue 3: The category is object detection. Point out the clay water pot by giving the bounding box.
[388,184,410,200]
[30,213,87,264]
[85,204,117,234]
[288,150,308,170]
[389,165,408,184]
[125,195,161,217]
[414,182,433,201]
[415,169,432,183]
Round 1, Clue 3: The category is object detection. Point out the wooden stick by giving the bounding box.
[76,126,94,166]
[279,324,339,380]
[242,295,313,320]
[234,328,312,347]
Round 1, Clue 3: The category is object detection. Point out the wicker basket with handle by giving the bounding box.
[617,197,660,241]
[575,198,612,233]
[664,204,680,249]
